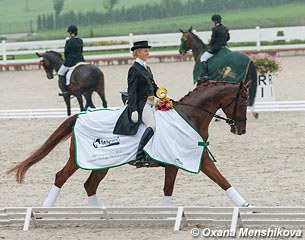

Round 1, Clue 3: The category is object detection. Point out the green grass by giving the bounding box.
[11,3,305,41]
[0,0,188,24]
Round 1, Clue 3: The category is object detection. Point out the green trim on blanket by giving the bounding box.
[143,107,216,174]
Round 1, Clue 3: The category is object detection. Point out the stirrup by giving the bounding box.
[197,76,211,82]
[135,156,153,168]
[58,92,69,97]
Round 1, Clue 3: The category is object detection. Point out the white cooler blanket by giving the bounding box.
[73,106,213,173]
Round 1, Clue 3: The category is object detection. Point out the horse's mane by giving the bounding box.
[188,30,206,49]
[45,50,63,60]
[179,81,237,102]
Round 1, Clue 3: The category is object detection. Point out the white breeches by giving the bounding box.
[142,99,156,131]
[200,51,214,62]
[58,65,69,76]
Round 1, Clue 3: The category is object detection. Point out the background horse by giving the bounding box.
[7,81,251,208]
[36,51,108,116]
[179,27,258,119]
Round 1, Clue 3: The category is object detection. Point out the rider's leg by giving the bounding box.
[200,52,214,81]
[58,65,69,95]
[135,98,156,167]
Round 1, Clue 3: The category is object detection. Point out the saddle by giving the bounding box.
[65,62,89,85]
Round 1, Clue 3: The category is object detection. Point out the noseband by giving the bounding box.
[222,87,248,126]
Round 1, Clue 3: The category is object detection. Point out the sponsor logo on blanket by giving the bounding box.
[218,66,236,79]
[93,136,120,148]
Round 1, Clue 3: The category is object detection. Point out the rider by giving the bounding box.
[113,40,159,168]
[58,25,85,96]
[200,14,230,81]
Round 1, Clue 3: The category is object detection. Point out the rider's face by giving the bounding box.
[137,48,150,61]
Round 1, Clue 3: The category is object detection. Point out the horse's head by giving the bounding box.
[36,51,63,79]
[179,27,193,55]
[221,81,250,135]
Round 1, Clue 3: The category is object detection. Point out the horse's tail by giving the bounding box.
[6,114,78,183]
[247,61,257,106]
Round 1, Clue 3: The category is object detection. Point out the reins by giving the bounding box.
[172,87,246,126]
[173,100,234,125]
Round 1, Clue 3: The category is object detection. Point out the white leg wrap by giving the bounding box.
[225,187,247,207]
[162,196,172,206]
[43,185,61,207]
[88,195,100,207]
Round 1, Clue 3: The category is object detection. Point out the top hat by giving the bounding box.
[131,41,151,51]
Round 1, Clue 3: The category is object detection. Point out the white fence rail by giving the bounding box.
[1,206,305,232]
[1,101,305,119]
[2,26,305,64]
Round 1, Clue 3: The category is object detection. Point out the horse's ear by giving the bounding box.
[179,29,184,33]
[36,52,42,57]
[245,80,252,89]
[188,26,193,32]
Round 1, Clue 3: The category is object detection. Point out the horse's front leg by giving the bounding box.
[201,154,251,207]
[84,169,109,207]
[162,165,179,206]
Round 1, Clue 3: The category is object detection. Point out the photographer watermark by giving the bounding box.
[191,227,303,238]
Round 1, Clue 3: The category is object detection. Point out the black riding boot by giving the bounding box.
[201,61,210,82]
[135,127,154,168]
[58,75,69,96]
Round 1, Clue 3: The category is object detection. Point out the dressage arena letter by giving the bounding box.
[256,73,275,102]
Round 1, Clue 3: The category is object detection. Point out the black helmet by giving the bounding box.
[211,14,222,22]
[67,25,78,34]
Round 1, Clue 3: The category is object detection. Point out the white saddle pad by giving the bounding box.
[66,62,89,85]
[73,106,213,173]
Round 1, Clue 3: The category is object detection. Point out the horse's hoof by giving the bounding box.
[252,112,259,119]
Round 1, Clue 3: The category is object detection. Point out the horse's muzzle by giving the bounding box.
[231,125,246,135]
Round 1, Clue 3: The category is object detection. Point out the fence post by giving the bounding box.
[2,40,7,64]
[256,26,261,51]
[129,33,133,56]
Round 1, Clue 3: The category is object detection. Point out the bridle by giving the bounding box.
[39,59,57,79]
[173,86,247,126]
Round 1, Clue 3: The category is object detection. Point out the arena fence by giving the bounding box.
[1,101,305,119]
[1,206,305,232]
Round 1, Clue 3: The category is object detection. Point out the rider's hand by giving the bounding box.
[131,111,139,123]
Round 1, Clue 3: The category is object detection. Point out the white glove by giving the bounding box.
[131,111,139,123]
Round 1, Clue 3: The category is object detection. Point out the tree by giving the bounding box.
[103,0,118,12]
[53,0,64,28]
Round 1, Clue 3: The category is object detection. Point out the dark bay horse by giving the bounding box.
[7,81,252,208]
[36,51,108,116]
[179,27,259,119]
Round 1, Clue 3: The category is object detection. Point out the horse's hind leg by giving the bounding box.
[84,169,109,207]
[83,91,96,109]
[43,138,79,207]
[162,165,179,206]
[201,156,251,207]
[75,94,86,112]
[96,90,108,108]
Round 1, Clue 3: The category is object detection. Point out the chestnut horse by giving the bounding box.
[179,27,259,119]
[36,51,108,116]
[7,81,252,208]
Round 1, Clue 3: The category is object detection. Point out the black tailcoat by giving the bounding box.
[113,62,158,135]
[208,24,230,54]
[64,36,85,67]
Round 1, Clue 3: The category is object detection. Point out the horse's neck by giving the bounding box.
[178,86,224,138]
[53,58,63,72]
[192,46,205,62]
[190,36,206,61]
